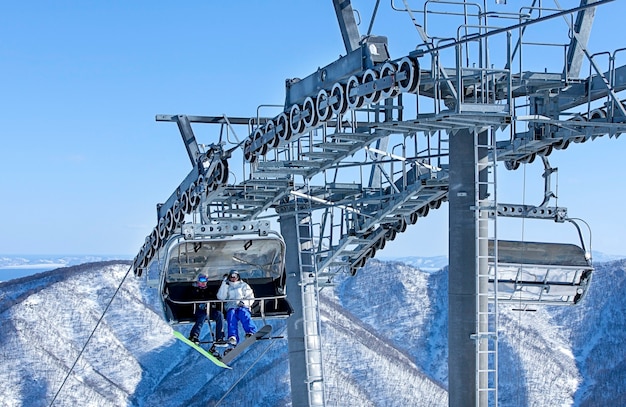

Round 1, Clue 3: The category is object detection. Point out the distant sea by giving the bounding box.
[0,255,133,283]
[0,266,61,281]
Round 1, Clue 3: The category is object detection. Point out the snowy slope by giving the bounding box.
[551,258,626,406]
[1,258,625,406]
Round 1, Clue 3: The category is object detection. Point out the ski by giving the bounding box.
[172,330,231,369]
[220,325,272,365]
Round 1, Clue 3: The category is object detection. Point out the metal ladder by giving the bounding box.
[294,180,326,407]
[473,127,499,406]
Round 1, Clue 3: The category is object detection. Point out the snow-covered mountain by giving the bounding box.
[377,255,448,272]
[1,257,625,406]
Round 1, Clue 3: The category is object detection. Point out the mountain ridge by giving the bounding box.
[1,257,625,406]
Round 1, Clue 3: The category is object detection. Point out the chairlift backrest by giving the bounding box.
[488,240,593,306]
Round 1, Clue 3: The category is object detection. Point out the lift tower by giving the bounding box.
[133,1,626,406]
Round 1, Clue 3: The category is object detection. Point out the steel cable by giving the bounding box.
[49,264,133,407]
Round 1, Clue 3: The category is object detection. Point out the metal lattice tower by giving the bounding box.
[132,1,625,406]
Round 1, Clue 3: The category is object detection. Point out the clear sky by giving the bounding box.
[1,1,625,258]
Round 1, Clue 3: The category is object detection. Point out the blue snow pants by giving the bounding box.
[226,306,258,343]
[190,304,225,341]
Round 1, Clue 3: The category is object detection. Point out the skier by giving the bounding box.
[188,274,226,351]
[217,270,257,345]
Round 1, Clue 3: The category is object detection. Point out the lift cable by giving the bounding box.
[513,134,531,407]
[214,324,288,407]
[49,264,134,407]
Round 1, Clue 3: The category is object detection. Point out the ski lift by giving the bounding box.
[154,220,293,326]
[487,204,593,306]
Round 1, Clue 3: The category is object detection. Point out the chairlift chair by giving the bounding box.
[156,220,294,326]
[487,202,593,306]
[488,239,593,306]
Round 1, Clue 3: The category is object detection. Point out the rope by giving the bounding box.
[213,325,287,407]
[49,264,134,406]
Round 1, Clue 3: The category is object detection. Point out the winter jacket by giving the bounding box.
[217,279,255,310]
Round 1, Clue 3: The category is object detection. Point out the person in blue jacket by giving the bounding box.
[217,270,257,345]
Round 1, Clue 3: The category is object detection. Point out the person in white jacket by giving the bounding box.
[217,270,258,345]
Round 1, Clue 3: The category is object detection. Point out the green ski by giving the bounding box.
[173,330,231,369]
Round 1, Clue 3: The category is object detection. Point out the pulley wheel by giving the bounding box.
[173,200,185,223]
[590,108,606,120]
[276,112,291,144]
[165,208,175,232]
[397,56,420,94]
[375,238,386,250]
[265,120,278,148]
[289,104,305,135]
[330,82,347,115]
[207,178,218,192]
[145,243,155,264]
[380,62,399,99]
[302,96,318,128]
[362,69,381,105]
[316,89,332,122]
[393,218,408,233]
[253,127,268,155]
[158,217,168,240]
[188,183,199,209]
[520,153,536,164]
[538,145,553,156]
[346,75,363,110]
[554,138,570,150]
[196,175,205,194]
[181,190,191,213]
[429,199,442,209]
[243,138,257,163]
[150,228,160,251]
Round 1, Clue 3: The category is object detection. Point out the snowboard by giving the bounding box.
[220,324,272,365]
[173,330,232,369]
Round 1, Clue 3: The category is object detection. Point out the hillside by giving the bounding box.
[0,258,624,406]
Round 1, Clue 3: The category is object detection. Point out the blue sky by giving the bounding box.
[1,1,625,258]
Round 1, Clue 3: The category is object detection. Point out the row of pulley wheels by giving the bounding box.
[133,159,229,273]
[349,195,446,275]
[243,56,421,163]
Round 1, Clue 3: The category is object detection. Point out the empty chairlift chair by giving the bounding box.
[487,239,593,306]
[486,202,594,306]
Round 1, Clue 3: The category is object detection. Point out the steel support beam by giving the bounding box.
[174,115,202,165]
[565,0,601,78]
[280,210,316,406]
[448,128,487,406]
[332,0,361,53]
